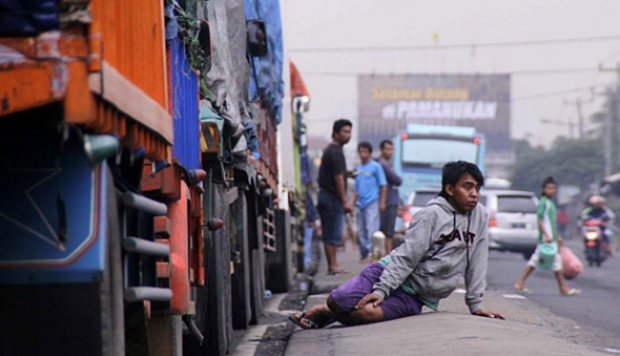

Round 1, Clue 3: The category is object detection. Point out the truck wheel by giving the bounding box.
[204,183,233,355]
[231,193,251,329]
[247,189,265,325]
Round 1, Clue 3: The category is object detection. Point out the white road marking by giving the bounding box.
[454,288,466,294]
[604,348,620,354]
[502,294,527,300]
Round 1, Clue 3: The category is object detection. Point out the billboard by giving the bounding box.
[357,74,511,152]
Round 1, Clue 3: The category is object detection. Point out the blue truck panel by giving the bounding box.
[170,38,201,170]
[0,0,61,35]
[0,135,106,284]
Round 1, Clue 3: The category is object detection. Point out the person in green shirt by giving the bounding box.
[514,177,579,296]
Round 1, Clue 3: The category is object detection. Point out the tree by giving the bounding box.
[510,137,604,192]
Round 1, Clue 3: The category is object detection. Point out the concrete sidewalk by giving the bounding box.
[286,247,612,356]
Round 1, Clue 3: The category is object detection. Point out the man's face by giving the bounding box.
[381,143,394,160]
[543,183,557,198]
[446,173,481,213]
[334,125,352,145]
[358,147,371,162]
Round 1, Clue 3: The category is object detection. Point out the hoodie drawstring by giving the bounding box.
[465,213,472,274]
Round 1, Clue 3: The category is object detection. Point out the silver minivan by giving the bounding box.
[480,190,539,259]
[407,188,441,216]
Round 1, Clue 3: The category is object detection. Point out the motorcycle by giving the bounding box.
[581,218,607,267]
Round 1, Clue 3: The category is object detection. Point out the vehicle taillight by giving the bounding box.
[473,137,481,145]
[489,211,497,227]
[401,133,408,141]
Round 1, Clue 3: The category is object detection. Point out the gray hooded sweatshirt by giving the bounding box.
[372,196,489,313]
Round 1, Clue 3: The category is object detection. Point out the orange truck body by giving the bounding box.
[0,0,172,161]
[0,0,199,317]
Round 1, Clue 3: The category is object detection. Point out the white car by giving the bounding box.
[406,189,441,217]
[480,190,539,259]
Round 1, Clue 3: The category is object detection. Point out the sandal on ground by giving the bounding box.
[327,268,350,276]
[289,312,319,329]
[560,288,580,296]
[514,285,532,294]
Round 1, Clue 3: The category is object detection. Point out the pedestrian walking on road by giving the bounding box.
[290,161,503,329]
[352,142,387,261]
[514,177,579,296]
[378,139,402,254]
[317,119,353,275]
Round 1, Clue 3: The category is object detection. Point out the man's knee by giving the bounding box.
[327,295,346,314]
[350,304,383,323]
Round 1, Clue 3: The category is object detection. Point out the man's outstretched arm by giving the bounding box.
[465,223,504,319]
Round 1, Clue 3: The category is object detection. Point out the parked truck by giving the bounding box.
[0,0,304,355]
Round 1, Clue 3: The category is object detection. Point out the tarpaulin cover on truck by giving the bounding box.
[245,0,284,125]
[204,0,251,136]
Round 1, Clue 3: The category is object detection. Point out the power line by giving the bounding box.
[302,67,600,77]
[511,82,614,101]
[289,34,620,53]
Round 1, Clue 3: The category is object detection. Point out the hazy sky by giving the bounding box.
[282,0,620,151]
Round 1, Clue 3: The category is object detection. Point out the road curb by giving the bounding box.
[246,273,312,356]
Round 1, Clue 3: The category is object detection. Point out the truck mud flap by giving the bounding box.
[265,209,294,293]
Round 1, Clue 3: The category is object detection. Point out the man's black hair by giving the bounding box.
[379,139,393,150]
[541,176,557,197]
[542,176,556,188]
[332,118,353,138]
[439,161,484,198]
[357,141,373,154]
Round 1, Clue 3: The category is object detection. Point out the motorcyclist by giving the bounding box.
[579,195,614,252]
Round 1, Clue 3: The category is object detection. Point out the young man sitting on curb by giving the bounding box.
[290,161,503,328]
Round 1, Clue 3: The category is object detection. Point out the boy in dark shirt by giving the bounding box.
[317,119,353,275]
[378,139,403,253]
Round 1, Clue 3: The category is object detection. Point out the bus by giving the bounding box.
[393,124,486,201]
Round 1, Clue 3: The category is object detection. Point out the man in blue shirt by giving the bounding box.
[353,142,387,261]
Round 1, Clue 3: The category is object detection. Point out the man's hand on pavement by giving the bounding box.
[343,202,353,214]
[379,203,386,213]
[472,309,505,320]
[355,292,384,309]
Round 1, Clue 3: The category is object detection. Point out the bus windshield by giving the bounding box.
[402,138,478,167]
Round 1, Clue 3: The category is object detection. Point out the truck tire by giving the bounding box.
[266,209,293,293]
[231,193,251,329]
[246,189,265,325]
[205,183,233,356]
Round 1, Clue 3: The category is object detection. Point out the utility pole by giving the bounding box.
[563,98,585,138]
[604,110,613,176]
[592,87,614,176]
[599,61,620,171]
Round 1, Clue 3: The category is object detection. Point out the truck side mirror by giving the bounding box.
[246,20,268,57]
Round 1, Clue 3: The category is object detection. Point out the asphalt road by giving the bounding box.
[486,239,620,351]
